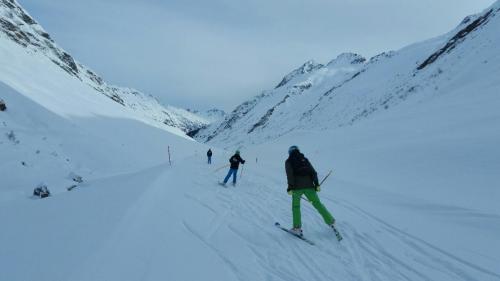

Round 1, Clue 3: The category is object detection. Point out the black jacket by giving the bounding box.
[207,150,212,157]
[229,154,245,169]
[285,151,319,190]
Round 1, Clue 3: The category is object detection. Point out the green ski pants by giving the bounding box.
[292,189,335,228]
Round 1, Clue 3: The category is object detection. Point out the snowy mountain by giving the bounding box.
[186,108,226,123]
[183,4,500,279]
[274,59,325,89]
[2,1,500,281]
[0,0,209,200]
[185,108,226,137]
[0,0,208,133]
[195,2,500,147]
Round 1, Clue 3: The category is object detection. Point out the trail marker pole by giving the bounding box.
[168,146,171,166]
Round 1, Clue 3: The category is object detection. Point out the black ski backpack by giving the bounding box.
[290,153,313,176]
[230,155,238,163]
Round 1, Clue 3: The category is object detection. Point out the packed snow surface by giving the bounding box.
[2,117,499,280]
[1,72,499,280]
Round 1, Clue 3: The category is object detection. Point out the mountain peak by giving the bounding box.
[326,53,366,68]
[275,60,324,89]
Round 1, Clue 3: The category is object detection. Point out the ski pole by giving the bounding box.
[301,170,333,203]
[240,164,245,179]
[319,170,333,186]
[213,164,230,173]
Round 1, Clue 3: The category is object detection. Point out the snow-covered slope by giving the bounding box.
[177,3,499,280]
[0,0,208,133]
[0,0,209,203]
[0,76,206,202]
[2,118,499,281]
[1,1,499,281]
[196,2,500,146]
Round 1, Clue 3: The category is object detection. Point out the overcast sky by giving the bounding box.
[18,0,494,111]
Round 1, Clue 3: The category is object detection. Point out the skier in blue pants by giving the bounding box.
[222,150,245,186]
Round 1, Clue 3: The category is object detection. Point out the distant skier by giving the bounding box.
[207,149,213,164]
[285,145,336,236]
[221,150,245,186]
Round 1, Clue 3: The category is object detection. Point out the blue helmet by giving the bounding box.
[288,145,299,154]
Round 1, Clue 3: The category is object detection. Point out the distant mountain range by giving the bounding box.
[186,108,226,123]
[195,1,500,147]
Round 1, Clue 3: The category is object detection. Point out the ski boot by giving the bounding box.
[290,227,303,237]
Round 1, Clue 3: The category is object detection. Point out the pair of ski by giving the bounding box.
[218,182,236,188]
[275,222,343,245]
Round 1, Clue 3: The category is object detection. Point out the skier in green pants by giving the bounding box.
[285,145,336,236]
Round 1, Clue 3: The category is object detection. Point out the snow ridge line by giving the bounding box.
[417,8,495,70]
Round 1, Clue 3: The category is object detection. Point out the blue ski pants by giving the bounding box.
[223,168,238,184]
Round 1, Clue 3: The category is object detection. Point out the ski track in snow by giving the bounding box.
[5,156,498,281]
[180,159,499,281]
[328,197,500,281]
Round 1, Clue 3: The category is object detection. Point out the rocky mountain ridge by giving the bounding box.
[0,0,208,133]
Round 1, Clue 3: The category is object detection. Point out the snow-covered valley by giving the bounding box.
[3,121,499,280]
[1,0,499,280]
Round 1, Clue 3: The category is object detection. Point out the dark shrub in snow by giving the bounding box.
[33,184,50,198]
[69,173,83,183]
